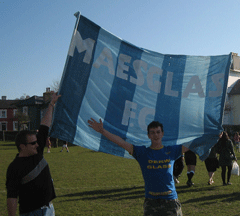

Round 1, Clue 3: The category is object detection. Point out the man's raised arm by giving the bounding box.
[88,118,133,155]
[41,92,61,127]
[182,146,189,154]
[7,198,17,216]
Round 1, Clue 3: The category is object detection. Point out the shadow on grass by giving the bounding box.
[58,184,239,203]
[176,184,240,204]
[47,150,100,154]
[0,143,16,150]
[58,186,145,201]
[176,185,222,194]
[181,192,240,204]
[0,143,15,146]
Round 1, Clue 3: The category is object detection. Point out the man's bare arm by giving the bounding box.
[88,118,133,154]
[7,198,17,216]
[182,146,189,154]
[41,92,61,127]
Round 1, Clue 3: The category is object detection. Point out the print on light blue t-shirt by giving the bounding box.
[133,145,182,200]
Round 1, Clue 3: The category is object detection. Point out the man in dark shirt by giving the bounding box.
[6,92,60,216]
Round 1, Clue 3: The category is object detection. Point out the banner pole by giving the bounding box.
[50,12,81,133]
[58,11,81,93]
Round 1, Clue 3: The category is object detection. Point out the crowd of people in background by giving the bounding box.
[173,130,238,187]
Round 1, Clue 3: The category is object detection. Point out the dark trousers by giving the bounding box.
[173,157,184,178]
[221,165,232,184]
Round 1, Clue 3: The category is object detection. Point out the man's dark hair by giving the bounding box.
[147,121,164,134]
[15,130,36,152]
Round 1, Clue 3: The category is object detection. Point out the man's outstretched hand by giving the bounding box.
[88,118,104,134]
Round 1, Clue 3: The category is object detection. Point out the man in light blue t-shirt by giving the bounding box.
[88,119,188,216]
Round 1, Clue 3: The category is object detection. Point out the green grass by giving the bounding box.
[1,141,240,215]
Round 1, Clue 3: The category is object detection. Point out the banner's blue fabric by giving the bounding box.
[50,14,232,160]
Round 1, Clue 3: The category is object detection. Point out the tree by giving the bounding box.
[15,94,30,130]
[15,110,30,130]
[15,93,30,100]
[51,80,60,92]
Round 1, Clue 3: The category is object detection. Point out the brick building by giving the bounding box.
[0,96,19,132]
[0,88,53,133]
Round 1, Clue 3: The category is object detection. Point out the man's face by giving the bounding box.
[23,134,39,156]
[148,126,164,143]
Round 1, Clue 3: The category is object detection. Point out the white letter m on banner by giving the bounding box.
[68,30,95,64]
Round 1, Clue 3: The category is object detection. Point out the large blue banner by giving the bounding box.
[50,14,232,160]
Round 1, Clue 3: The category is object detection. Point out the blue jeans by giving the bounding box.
[20,203,55,216]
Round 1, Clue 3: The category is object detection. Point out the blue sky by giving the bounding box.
[1,0,240,99]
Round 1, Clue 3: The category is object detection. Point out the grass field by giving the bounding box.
[1,141,240,216]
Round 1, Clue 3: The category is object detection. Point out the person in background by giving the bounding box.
[233,132,240,152]
[60,141,69,152]
[173,155,185,184]
[204,132,223,185]
[46,137,51,153]
[184,150,197,187]
[218,131,237,186]
[6,92,60,216]
[88,118,189,216]
[204,144,219,185]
